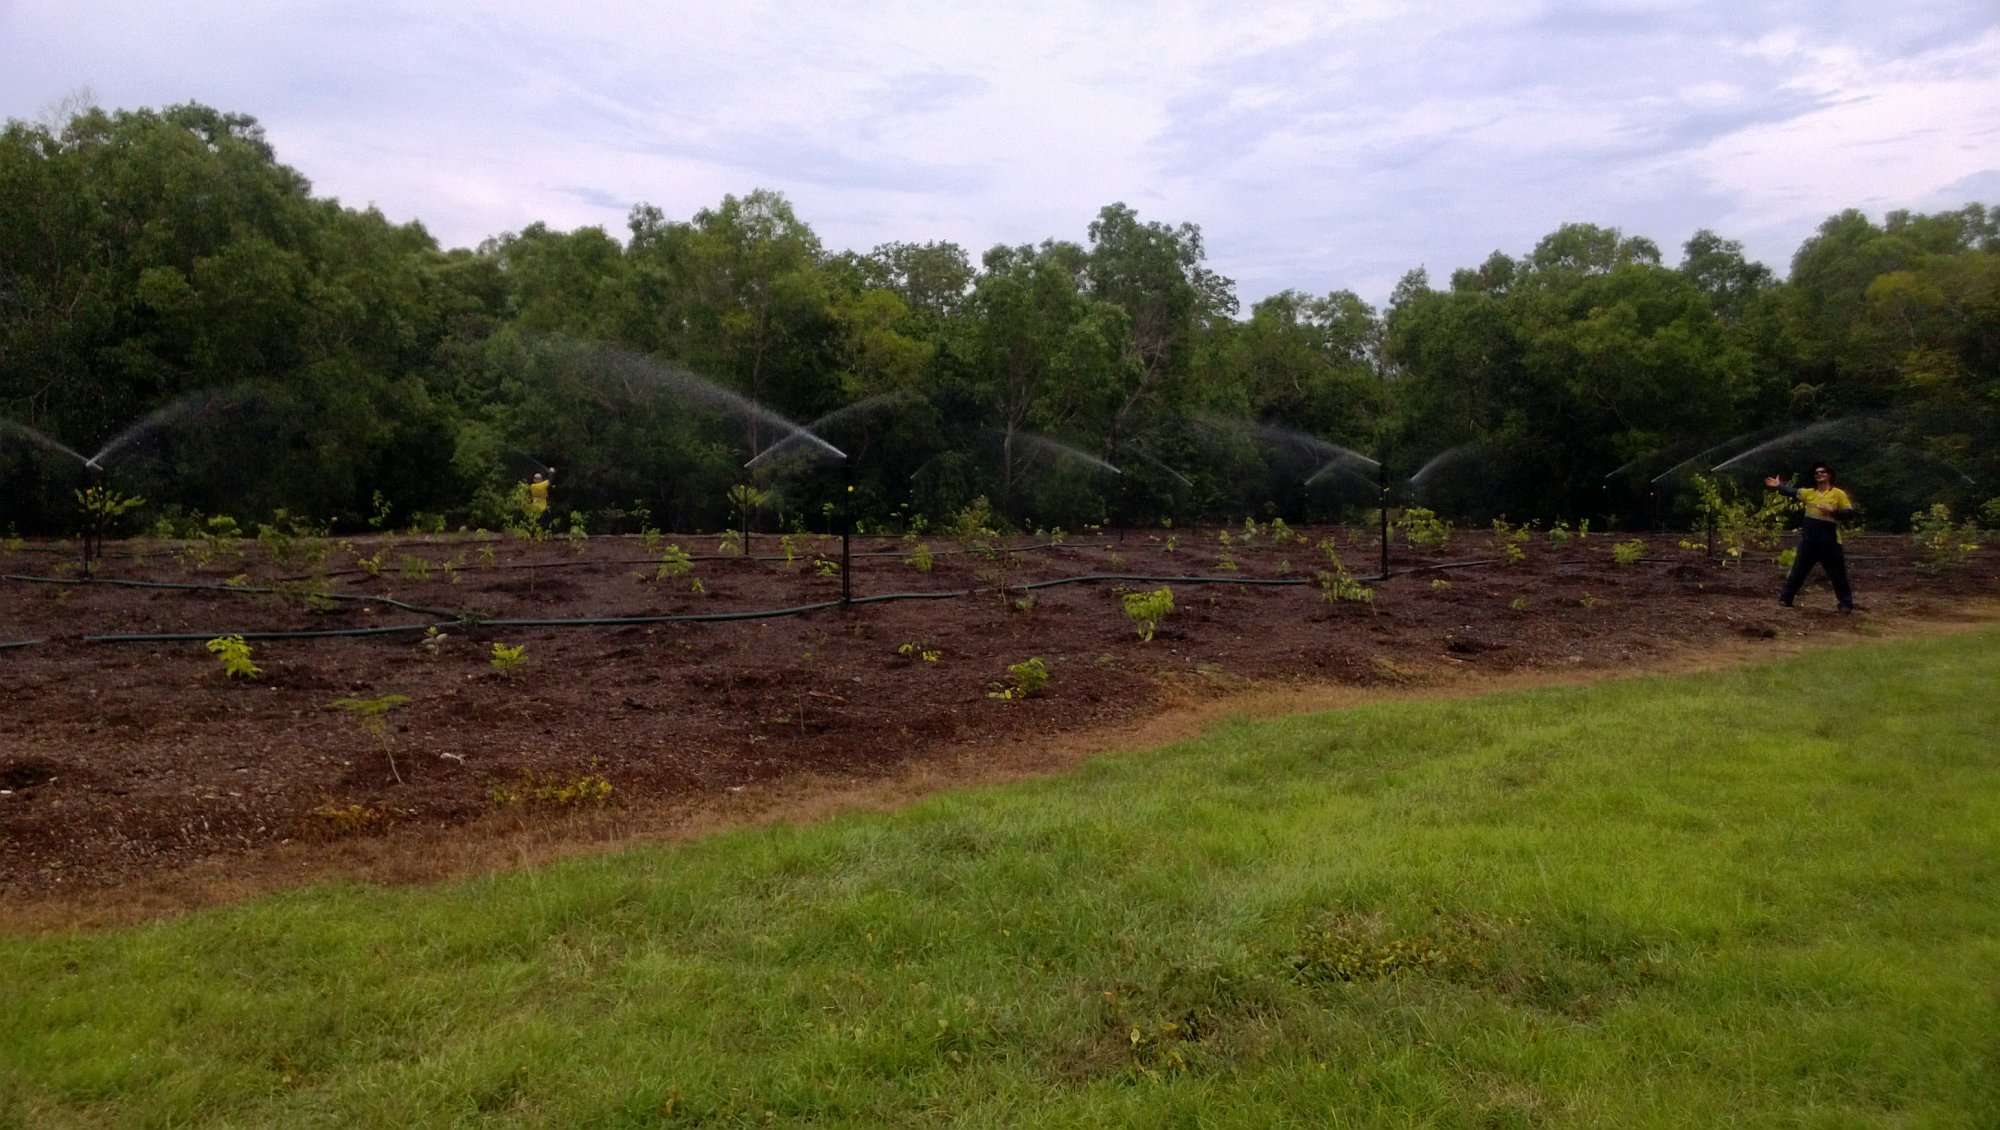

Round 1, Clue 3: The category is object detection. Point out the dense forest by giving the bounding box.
[2,102,1995,537]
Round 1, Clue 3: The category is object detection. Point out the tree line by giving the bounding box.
[3,102,1995,537]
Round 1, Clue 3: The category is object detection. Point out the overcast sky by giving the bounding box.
[5,1,1997,306]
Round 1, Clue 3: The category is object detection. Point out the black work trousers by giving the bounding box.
[1780,525,1853,608]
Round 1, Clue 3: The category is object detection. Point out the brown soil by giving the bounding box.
[3,526,1994,928]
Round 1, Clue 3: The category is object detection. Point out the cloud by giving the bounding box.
[3,0,1996,304]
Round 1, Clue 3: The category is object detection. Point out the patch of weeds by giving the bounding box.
[896,641,942,664]
[1429,577,1451,591]
[398,554,431,582]
[305,801,381,838]
[1491,518,1529,565]
[902,538,934,573]
[1288,909,1514,985]
[492,768,613,808]
[1612,539,1646,566]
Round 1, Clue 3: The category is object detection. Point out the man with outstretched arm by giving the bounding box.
[1764,461,1855,612]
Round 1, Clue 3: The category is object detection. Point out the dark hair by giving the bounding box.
[1811,462,1836,484]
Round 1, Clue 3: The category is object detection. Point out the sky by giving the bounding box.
[4,0,1997,306]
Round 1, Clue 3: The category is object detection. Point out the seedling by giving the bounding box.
[897,641,942,663]
[331,693,413,783]
[1509,596,1530,612]
[902,538,934,573]
[655,544,694,581]
[205,635,262,680]
[1430,578,1451,591]
[1121,587,1175,642]
[987,657,1049,701]
[1910,503,1981,572]
[490,642,527,673]
[1613,539,1646,566]
[565,510,588,554]
[1214,552,1239,572]
[814,555,841,578]
[1397,507,1451,550]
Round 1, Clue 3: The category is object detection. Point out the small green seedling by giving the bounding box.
[490,642,527,673]
[331,693,413,784]
[1121,587,1175,642]
[655,544,693,581]
[987,657,1049,701]
[897,641,942,663]
[205,635,262,680]
[1613,539,1646,566]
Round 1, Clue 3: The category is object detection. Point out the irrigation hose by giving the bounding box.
[0,639,44,651]
[0,573,466,620]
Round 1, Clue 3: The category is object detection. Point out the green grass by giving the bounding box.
[6,631,2000,1127]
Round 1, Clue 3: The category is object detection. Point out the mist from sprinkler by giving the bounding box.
[1709,419,1860,474]
[1009,431,1123,477]
[745,391,916,471]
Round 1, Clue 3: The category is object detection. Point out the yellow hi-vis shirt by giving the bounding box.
[1797,486,1852,542]
[528,479,550,515]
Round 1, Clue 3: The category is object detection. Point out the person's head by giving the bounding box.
[1811,462,1835,486]
[532,472,545,483]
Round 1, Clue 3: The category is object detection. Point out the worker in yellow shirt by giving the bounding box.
[1764,461,1855,611]
[527,468,555,524]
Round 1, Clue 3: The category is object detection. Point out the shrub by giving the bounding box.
[1121,587,1175,642]
[1613,539,1646,566]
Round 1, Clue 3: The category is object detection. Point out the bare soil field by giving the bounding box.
[3,525,1993,915]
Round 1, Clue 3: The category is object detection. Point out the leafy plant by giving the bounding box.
[814,555,841,578]
[1121,587,1175,642]
[1314,538,1374,605]
[1397,507,1451,550]
[1981,497,2000,529]
[1430,578,1451,591]
[655,544,693,581]
[490,642,527,673]
[330,693,413,783]
[398,554,431,581]
[1509,596,1530,612]
[565,510,588,554]
[1909,503,1982,572]
[367,490,393,531]
[205,635,262,680]
[1613,539,1646,566]
[1579,592,1601,608]
[896,641,942,664]
[716,528,745,555]
[1214,552,1238,572]
[1491,518,1528,565]
[902,537,934,573]
[987,657,1049,701]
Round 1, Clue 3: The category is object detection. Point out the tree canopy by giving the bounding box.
[3,102,1994,536]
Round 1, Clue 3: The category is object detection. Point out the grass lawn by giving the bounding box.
[5,630,1999,1127]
